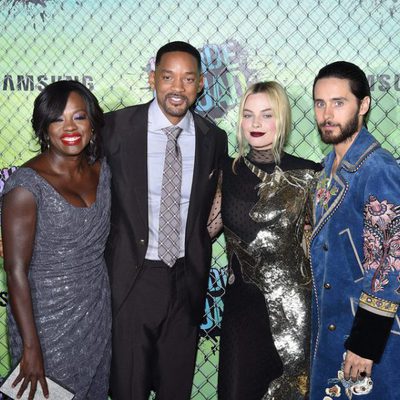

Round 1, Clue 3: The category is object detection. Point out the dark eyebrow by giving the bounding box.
[160,69,197,75]
[314,97,347,102]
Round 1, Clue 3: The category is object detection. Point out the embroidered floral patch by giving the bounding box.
[325,353,374,400]
[363,195,400,293]
[325,384,341,397]
[365,196,397,229]
[316,176,339,211]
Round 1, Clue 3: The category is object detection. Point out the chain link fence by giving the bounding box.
[0,0,399,398]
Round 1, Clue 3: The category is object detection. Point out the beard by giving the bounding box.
[318,111,360,145]
[161,93,190,118]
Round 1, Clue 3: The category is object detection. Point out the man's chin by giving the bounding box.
[318,127,340,145]
[165,105,189,118]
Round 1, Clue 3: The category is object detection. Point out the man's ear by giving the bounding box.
[359,96,371,116]
[197,74,204,93]
[148,70,156,90]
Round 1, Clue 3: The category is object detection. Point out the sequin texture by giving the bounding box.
[218,153,320,400]
[3,162,112,400]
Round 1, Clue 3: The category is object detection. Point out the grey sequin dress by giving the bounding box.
[218,151,321,400]
[3,161,112,400]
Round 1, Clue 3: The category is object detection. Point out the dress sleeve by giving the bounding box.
[345,158,400,362]
[1,168,41,205]
[207,171,223,239]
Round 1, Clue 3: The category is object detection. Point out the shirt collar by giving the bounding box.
[148,98,192,133]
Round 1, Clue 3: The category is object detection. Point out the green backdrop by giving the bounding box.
[0,1,399,398]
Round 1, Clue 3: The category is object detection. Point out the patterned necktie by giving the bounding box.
[158,126,183,267]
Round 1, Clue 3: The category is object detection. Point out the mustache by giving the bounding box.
[319,120,339,127]
[166,93,189,101]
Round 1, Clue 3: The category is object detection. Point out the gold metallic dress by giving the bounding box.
[218,151,320,400]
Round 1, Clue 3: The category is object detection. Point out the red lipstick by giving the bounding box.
[61,134,82,146]
[250,131,265,137]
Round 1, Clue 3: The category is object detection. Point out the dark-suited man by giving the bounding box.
[102,41,228,400]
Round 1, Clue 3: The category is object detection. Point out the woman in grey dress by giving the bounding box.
[1,81,111,400]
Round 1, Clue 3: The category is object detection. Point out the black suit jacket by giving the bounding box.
[102,101,227,324]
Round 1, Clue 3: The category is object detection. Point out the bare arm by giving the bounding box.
[2,187,49,399]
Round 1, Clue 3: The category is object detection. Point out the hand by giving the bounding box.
[13,346,49,399]
[343,350,373,381]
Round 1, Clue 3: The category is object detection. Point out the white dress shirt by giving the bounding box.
[145,99,195,260]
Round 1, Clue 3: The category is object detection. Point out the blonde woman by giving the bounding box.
[210,81,321,399]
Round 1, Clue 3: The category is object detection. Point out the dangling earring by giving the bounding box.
[88,129,95,156]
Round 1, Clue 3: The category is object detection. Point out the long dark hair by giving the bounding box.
[32,80,104,164]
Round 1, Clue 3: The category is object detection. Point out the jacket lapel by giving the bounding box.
[311,129,380,241]
[185,112,213,241]
[122,103,150,233]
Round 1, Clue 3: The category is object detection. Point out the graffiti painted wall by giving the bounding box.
[0,0,399,398]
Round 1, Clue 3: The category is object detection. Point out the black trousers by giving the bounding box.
[111,258,199,400]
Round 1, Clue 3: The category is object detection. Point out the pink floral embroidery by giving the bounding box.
[363,195,400,293]
[363,230,381,270]
[316,187,325,204]
[365,196,397,229]
[387,255,400,272]
[316,176,338,211]
[372,275,390,292]
[388,234,400,264]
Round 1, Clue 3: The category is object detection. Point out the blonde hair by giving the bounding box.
[233,81,292,171]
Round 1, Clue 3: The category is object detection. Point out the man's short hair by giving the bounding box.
[155,41,202,73]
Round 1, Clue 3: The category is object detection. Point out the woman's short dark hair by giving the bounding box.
[32,80,104,164]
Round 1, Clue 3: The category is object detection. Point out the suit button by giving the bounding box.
[139,239,145,245]
[323,243,328,251]
[324,282,331,289]
[328,324,336,331]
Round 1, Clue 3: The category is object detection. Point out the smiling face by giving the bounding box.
[241,92,277,151]
[313,77,370,145]
[148,51,204,125]
[47,91,92,157]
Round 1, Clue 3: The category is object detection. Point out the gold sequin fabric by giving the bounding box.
[219,154,319,400]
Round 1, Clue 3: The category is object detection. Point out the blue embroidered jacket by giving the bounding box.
[310,128,400,399]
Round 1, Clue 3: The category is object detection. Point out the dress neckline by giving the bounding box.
[22,161,105,210]
[247,148,276,164]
